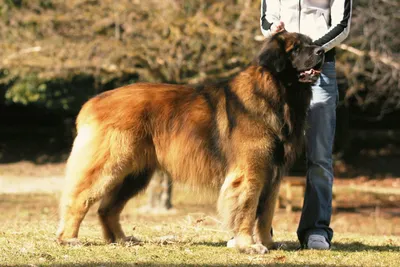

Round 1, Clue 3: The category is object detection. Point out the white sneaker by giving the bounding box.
[307,234,330,250]
[227,238,236,248]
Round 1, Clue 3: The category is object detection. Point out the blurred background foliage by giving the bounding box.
[0,0,399,176]
[0,0,261,112]
[0,0,398,114]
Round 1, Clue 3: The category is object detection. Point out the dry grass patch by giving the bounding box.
[0,189,399,267]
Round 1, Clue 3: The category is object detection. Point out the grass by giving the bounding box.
[0,187,399,267]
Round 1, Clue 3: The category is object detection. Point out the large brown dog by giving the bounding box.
[57,31,324,254]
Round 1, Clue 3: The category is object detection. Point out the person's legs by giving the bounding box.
[297,61,338,248]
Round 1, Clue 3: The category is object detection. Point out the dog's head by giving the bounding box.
[256,30,325,83]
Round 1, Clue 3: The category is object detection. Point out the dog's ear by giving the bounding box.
[256,36,287,73]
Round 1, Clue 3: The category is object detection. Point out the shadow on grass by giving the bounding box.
[7,264,360,267]
[192,241,301,250]
[191,240,399,253]
[71,240,399,253]
[332,241,400,252]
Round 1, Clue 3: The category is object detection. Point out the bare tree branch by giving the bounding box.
[338,44,399,70]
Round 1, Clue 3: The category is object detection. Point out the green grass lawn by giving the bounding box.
[0,189,399,267]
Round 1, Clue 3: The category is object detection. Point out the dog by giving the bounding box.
[56,30,324,254]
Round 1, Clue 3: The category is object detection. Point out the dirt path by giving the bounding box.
[1,161,399,194]
[0,161,65,193]
[0,175,64,194]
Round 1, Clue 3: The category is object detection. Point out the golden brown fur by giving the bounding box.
[57,31,324,254]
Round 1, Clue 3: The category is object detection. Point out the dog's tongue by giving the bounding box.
[299,69,321,83]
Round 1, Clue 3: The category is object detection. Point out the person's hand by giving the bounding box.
[271,21,285,34]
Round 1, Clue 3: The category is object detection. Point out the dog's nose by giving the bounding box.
[315,47,324,56]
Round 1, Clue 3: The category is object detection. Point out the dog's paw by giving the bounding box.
[57,238,82,246]
[239,243,269,254]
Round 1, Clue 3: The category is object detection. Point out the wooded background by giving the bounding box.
[0,0,399,177]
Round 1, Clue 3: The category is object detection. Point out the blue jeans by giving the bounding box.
[297,61,338,246]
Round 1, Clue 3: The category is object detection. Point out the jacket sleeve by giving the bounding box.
[260,0,281,37]
[313,0,353,52]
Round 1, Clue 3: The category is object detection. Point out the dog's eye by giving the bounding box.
[291,45,300,54]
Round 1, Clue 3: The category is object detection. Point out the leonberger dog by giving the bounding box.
[57,30,324,254]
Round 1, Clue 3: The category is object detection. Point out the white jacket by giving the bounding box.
[260,0,352,53]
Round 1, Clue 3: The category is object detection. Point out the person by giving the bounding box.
[260,0,352,249]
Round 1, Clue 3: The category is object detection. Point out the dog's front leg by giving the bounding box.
[254,167,283,249]
[218,168,268,254]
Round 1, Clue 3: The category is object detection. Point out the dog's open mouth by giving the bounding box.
[298,60,323,83]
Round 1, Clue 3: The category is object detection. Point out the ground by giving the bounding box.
[0,162,399,267]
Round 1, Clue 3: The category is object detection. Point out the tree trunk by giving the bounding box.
[145,169,173,211]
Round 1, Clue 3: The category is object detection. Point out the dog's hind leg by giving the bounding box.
[57,170,105,244]
[254,167,282,249]
[218,167,268,254]
[98,169,154,244]
[56,127,134,245]
[56,165,132,245]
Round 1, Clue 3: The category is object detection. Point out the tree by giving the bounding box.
[336,0,400,120]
